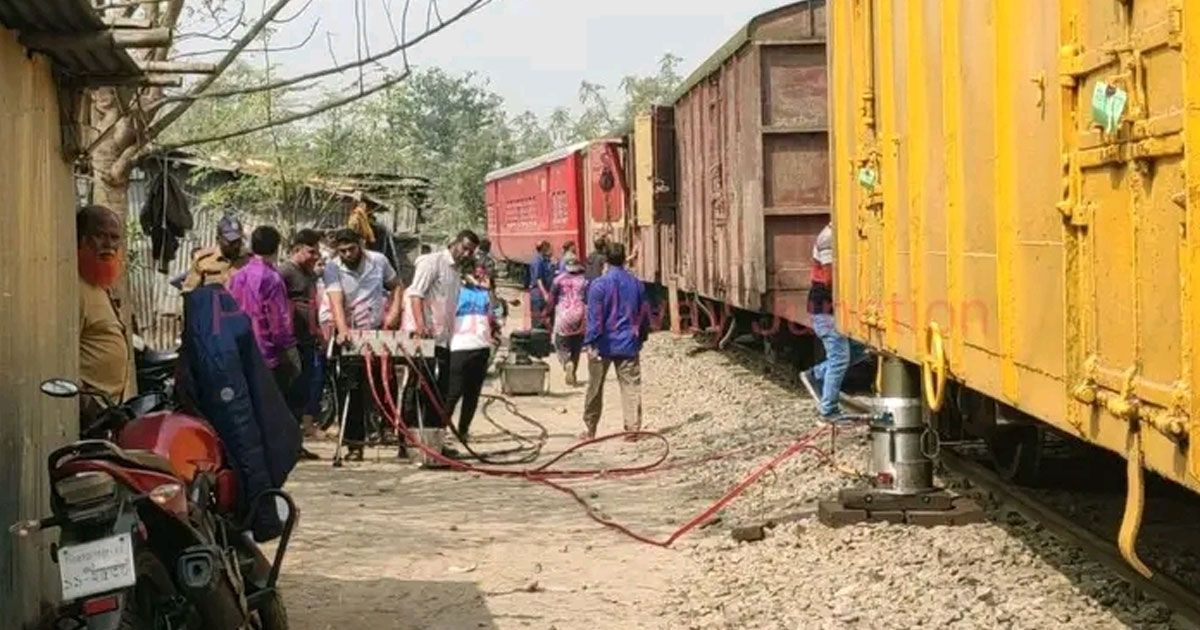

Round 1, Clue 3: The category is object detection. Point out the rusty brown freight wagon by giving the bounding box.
[667,1,829,329]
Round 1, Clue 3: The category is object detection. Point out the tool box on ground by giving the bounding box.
[499,329,552,395]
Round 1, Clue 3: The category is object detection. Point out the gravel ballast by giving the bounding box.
[636,337,1184,630]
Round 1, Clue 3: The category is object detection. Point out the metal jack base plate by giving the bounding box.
[818,487,985,528]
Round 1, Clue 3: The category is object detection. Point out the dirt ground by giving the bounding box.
[268,324,1172,630]
[276,335,713,630]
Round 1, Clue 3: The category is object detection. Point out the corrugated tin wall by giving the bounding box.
[0,29,80,628]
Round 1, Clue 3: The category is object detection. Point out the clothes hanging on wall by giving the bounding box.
[139,168,193,273]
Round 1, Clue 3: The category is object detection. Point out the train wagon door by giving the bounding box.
[632,107,678,283]
[1061,3,1194,479]
[583,140,630,256]
[833,0,886,350]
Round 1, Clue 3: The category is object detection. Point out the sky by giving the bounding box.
[186,0,787,116]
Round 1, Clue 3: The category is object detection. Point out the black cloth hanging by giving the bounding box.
[139,169,193,273]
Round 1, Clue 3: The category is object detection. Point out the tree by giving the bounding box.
[532,52,684,146]
[618,53,684,124]
[85,0,496,214]
[368,69,517,233]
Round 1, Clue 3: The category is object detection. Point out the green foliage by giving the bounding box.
[161,61,315,219]
[163,53,683,234]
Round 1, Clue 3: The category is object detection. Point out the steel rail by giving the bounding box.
[938,448,1200,627]
[721,340,1200,625]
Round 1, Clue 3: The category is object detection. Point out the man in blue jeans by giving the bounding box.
[801,224,868,420]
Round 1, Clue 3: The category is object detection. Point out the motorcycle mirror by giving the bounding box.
[274,496,291,523]
[39,378,80,399]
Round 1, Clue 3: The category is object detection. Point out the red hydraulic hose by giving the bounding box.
[362,347,840,547]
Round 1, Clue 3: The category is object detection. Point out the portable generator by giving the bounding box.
[498,329,553,395]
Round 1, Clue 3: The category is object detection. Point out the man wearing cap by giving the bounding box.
[174,214,251,292]
[800,223,868,420]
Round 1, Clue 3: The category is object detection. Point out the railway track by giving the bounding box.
[938,449,1200,628]
[714,335,1200,626]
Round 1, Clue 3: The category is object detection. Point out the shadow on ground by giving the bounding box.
[282,574,498,630]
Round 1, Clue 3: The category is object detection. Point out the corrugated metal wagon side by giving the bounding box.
[829,0,1200,574]
[673,0,828,328]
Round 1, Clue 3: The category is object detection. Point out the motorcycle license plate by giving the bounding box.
[58,533,137,601]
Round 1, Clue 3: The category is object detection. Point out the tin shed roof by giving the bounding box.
[0,0,143,82]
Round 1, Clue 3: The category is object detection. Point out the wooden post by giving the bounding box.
[668,276,682,336]
[101,16,154,29]
[137,60,217,74]
[20,27,172,51]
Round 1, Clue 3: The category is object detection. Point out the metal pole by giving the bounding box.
[870,355,934,494]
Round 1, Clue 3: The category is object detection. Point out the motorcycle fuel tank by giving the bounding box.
[118,412,225,483]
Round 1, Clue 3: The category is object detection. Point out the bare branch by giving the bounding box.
[161,0,490,103]
[400,0,412,70]
[174,2,247,42]
[381,0,402,48]
[145,0,294,140]
[325,31,339,66]
[161,70,411,150]
[169,19,318,59]
[275,0,316,24]
[355,0,365,91]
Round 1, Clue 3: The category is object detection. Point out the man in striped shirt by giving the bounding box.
[324,228,404,458]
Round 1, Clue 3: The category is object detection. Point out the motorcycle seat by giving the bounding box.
[139,349,178,369]
[116,449,177,476]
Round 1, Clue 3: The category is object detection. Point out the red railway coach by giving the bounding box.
[485,139,630,268]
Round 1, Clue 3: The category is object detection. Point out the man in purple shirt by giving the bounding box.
[581,242,650,441]
[229,226,301,395]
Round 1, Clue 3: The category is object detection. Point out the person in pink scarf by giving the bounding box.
[550,252,588,386]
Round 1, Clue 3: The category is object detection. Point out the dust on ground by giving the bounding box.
[275,322,1171,630]
[277,333,721,630]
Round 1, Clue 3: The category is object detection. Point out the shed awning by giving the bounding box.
[0,0,145,84]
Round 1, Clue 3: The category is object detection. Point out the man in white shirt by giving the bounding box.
[399,230,480,436]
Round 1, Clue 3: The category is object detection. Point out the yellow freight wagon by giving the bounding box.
[828,0,1197,575]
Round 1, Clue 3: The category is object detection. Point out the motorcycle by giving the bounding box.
[132,333,177,399]
[10,379,295,630]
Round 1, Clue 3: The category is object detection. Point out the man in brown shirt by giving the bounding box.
[175,214,250,292]
[77,205,137,420]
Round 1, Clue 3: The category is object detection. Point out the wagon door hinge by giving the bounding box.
[860,90,876,130]
[1168,2,1183,48]
[1057,42,1085,88]
[1057,200,1093,228]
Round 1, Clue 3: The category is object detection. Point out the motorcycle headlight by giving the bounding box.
[55,472,117,506]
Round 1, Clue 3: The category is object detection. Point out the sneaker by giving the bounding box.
[818,410,861,426]
[298,447,320,461]
[800,369,823,403]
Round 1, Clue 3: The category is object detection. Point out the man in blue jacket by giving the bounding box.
[581,242,649,440]
[528,241,555,330]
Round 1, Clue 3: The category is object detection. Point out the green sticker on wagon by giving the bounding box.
[1091,81,1128,134]
[857,167,878,190]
